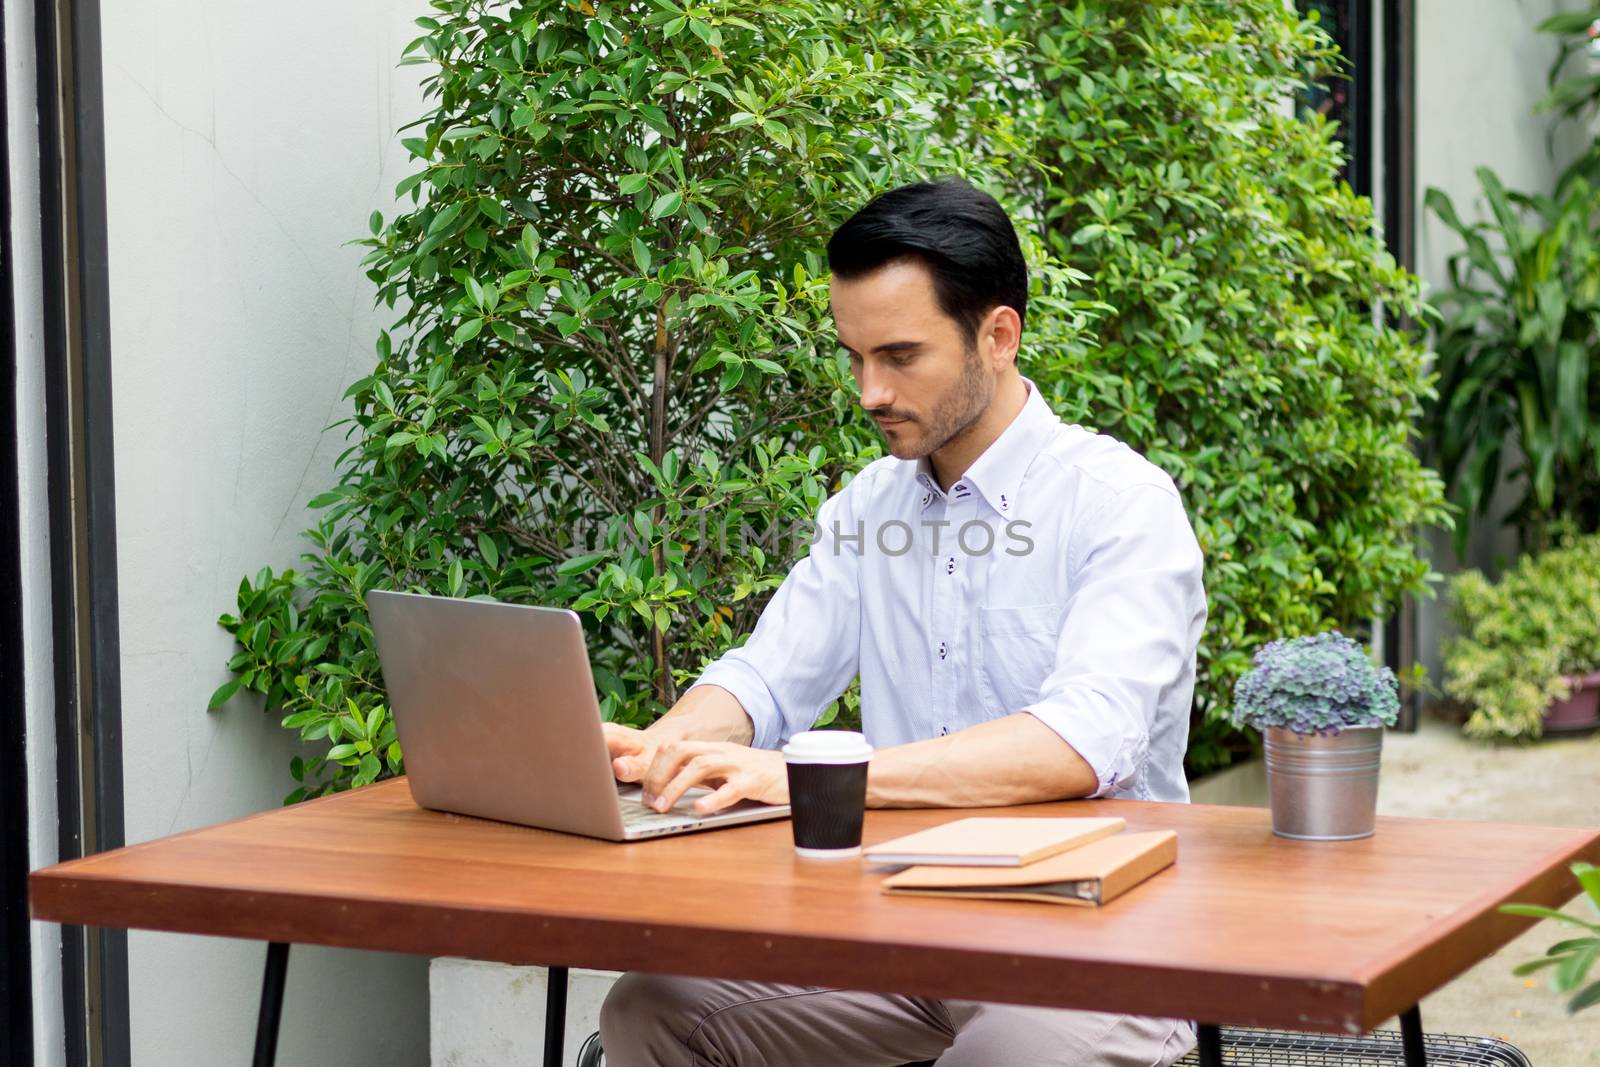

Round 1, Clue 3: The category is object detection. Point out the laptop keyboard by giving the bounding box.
[617,787,704,830]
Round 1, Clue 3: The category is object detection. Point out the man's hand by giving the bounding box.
[639,739,788,816]
[602,722,659,784]
[600,685,780,814]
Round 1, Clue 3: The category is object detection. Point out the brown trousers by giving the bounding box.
[598,974,1197,1067]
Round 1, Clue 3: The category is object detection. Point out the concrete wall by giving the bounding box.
[7,0,66,1059]
[99,2,432,1062]
[431,961,621,1066]
[1411,0,1588,682]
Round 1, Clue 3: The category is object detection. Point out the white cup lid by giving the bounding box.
[782,730,873,764]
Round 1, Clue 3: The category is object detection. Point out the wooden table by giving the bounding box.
[30,778,1600,1067]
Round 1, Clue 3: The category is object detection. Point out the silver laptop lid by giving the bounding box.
[366,590,628,840]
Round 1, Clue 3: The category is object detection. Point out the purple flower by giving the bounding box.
[1230,631,1399,736]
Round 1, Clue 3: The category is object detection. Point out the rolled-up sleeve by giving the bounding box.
[689,483,864,750]
[1021,483,1206,797]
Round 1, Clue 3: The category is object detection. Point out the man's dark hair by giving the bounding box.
[826,176,1028,350]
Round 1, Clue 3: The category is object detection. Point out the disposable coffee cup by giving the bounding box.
[782,730,873,859]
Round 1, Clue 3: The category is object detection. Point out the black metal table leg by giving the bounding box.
[252,942,290,1066]
[1197,1023,1222,1067]
[1400,1004,1426,1067]
[545,965,569,1067]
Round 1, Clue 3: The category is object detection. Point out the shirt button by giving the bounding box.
[938,641,947,660]
[945,557,955,575]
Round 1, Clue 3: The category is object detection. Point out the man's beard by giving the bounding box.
[882,339,993,461]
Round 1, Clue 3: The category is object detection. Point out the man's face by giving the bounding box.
[829,258,996,461]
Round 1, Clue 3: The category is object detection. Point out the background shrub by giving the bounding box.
[218,0,1448,796]
[1444,532,1600,739]
[983,1,1450,768]
[215,0,1097,798]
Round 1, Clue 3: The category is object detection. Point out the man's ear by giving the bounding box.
[984,304,1022,368]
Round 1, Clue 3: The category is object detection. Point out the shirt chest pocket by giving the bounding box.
[977,603,1062,715]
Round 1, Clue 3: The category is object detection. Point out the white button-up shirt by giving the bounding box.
[692,378,1207,802]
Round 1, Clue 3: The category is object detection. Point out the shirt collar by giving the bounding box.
[913,376,1059,516]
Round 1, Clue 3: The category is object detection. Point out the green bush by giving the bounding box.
[213,0,1097,798]
[983,1,1449,767]
[1425,169,1600,554]
[1444,532,1600,739]
[217,0,1449,796]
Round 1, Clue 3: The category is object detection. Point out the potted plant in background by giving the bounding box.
[1231,632,1400,841]
[1423,168,1600,557]
[1444,532,1600,739]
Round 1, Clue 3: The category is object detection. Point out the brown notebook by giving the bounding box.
[880,830,1177,906]
[863,816,1126,867]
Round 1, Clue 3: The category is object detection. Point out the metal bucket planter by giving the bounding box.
[1263,726,1382,841]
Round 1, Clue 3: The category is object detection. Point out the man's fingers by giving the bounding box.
[640,740,706,801]
[602,724,652,782]
[692,780,745,816]
[602,723,647,756]
[650,754,728,813]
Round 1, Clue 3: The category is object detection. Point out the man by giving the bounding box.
[597,177,1207,1066]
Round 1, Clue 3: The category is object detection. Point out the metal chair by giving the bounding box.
[575,1026,1529,1067]
[1172,1027,1530,1067]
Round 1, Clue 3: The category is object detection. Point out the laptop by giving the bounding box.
[366,589,791,841]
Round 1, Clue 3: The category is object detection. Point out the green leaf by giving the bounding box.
[478,532,499,570]
[207,678,242,709]
[453,318,485,344]
[1569,979,1600,1014]
[1536,11,1600,34]
[558,552,608,576]
[649,191,683,220]
[619,173,650,195]
[1557,942,1600,992]
[1513,956,1564,976]
[1502,903,1591,924]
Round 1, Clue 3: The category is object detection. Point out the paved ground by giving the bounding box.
[1191,717,1600,1066]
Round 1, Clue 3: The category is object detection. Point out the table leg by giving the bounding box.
[1400,1004,1426,1067]
[1196,1023,1222,1067]
[545,965,568,1067]
[252,942,290,1066]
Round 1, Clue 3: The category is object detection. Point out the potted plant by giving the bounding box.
[1502,861,1600,1014]
[1423,168,1600,555]
[1231,632,1400,841]
[1444,533,1600,740]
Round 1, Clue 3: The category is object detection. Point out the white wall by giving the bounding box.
[100,3,433,1062]
[1411,0,1587,681]
[7,0,66,1058]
